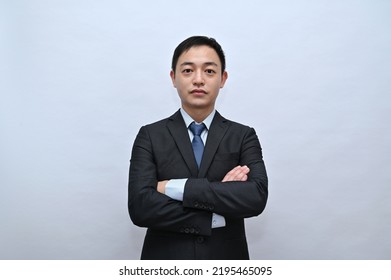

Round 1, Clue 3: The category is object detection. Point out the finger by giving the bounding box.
[222,166,242,182]
[229,165,242,174]
[241,165,250,174]
[239,174,248,181]
[231,166,249,178]
[229,166,246,180]
[222,165,251,182]
[234,171,248,181]
[223,166,250,182]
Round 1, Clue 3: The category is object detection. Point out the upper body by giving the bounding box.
[128,36,268,259]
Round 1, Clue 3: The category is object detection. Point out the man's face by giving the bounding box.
[170,45,228,114]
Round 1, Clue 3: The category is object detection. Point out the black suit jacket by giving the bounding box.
[128,110,268,259]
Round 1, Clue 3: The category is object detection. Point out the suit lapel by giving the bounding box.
[198,111,229,178]
[166,110,199,177]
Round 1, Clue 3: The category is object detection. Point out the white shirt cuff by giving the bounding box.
[165,179,187,201]
[212,213,226,228]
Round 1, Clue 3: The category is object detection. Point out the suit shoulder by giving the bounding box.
[138,111,181,133]
[142,116,170,129]
[219,118,264,147]
[221,116,255,133]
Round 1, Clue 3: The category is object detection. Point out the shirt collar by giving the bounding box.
[180,108,215,130]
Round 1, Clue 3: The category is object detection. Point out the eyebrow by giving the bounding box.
[180,62,218,67]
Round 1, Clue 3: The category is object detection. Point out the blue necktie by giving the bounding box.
[189,122,206,168]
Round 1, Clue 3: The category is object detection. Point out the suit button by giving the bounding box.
[190,228,195,234]
[194,201,199,207]
[184,228,190,233]
[196,236,204,243]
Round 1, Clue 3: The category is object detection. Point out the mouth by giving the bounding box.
[190,89,207,95]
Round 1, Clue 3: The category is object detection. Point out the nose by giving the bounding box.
[192,70,204,86]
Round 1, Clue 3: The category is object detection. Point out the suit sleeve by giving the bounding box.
[183,127,268,219]
[128,126,213,236]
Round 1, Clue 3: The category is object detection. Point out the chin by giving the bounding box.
[189,102,210,108]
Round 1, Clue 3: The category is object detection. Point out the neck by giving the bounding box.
[182,106,214,123]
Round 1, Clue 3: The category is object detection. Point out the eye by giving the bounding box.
[182,68,193,74]
[205,69,216,74]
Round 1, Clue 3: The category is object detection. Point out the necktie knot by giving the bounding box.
[189,122,206,136]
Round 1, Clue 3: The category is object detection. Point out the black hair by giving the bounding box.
[171,36,226,74]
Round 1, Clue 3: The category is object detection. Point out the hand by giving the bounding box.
[222,165,250,182]
[157,180,169,194]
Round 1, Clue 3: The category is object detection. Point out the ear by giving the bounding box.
[170,70,177,88]
[220,71,228,88]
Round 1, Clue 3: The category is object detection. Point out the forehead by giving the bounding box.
[177,45,220,66]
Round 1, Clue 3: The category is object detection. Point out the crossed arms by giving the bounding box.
[128,124,268,236]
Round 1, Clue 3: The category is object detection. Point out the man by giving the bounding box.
[128,36,268,259]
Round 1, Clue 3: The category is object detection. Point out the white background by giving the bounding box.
[1,0,390,259]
